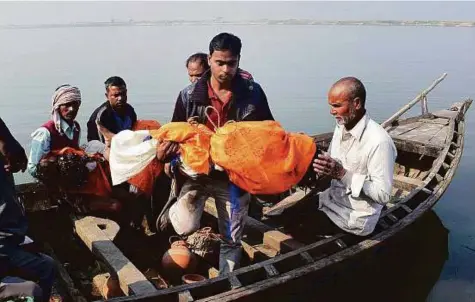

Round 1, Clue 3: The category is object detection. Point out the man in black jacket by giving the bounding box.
[163,33,274,274]
[87,76,137,143]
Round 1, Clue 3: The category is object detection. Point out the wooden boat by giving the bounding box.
[14,74,472,301]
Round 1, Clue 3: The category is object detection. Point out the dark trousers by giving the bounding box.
[1,246,55,302]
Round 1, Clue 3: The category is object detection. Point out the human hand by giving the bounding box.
[156,141,179,163]
[3,145,28,173]
[187,116,199,125]
[313,152,346,180]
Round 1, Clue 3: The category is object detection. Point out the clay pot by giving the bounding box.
[182,274,206,284]
[161,236,197,279]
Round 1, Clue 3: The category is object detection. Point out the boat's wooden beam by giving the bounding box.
[393,174,425,191]
[43,243,88,302]
[74,216,157,296]
[262,189,308,217]
[204,200,304,253]
[241,241,278,261]
[391,137,442,157]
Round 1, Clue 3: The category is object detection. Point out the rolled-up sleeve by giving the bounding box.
[341,140,397,205]
[27,128,51,177]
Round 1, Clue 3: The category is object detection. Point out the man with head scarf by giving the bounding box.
[27,84,81,177]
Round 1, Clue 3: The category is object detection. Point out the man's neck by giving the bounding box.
[63,118,74,128]
[110,103,126,117]
[344,109,366,131]
[210,75,232,91]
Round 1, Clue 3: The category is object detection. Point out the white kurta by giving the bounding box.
[319,114,397,236]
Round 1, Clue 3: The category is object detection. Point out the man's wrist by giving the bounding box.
[336,167,347,180]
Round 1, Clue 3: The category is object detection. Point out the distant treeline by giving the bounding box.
[2,19,475,30]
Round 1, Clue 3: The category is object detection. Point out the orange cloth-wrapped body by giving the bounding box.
[210,121,316,194]
[149,122,214,175]
[126,120,213,196]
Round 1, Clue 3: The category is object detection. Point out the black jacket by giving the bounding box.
[171,70,274,124]
[87,101,137,142]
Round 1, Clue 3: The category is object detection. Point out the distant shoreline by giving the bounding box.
[1,19,475,30]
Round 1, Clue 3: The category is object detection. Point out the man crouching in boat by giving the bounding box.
[160,32,274,274]
[1,117,57,302]
[27,85,119,213]
[311,77,397,236]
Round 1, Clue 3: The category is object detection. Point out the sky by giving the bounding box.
[0,1,474,26]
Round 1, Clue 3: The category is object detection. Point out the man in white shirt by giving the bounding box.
[313,77,397,236]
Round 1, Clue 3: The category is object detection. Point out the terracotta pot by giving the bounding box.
[161,236,197,278]
[182,274,206,284]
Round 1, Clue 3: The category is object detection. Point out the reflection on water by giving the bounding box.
[254,210,448,302]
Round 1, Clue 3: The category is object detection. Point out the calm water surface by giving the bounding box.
[1,24,474,301]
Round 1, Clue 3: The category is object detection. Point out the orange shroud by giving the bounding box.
[128,121,214,196]
[149,122,214,175]
[125,120,316,196]
[210,121,316,194]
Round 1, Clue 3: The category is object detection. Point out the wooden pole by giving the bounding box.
[381,73,447,128]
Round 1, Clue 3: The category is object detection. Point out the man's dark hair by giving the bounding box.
[186,52,210,70]
[333,77,366,106]
[104,76,126,91]
[209,33,242,57]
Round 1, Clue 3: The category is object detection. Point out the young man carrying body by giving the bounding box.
[163,33,274,274]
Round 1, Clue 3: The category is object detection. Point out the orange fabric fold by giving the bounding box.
[210,121,316,194]
[149,122,214,175]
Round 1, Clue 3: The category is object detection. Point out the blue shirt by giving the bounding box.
[112,110,132,132]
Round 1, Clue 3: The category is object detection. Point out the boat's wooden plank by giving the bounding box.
[428,126,449,147]
[43,243,88,302]
[387,121,424,136]
[300,252,314,264]
[262,189,308,216]
[401,204,413,213]
[74,216,156,296]
[391,137,442,157]
[241,241,277,261]
[378,220,390,230]
[433,108,462,120]
[178,290,194,302]
[387,213,398,223]
[393,174,425,191]
[395,123,444,143]
[335,239,347,249]
[263,264,279,277]
[204,200,304,253]
[228,275,242,288]
[420,118,450,125]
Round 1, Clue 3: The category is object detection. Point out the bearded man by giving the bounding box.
[311,77,397,236]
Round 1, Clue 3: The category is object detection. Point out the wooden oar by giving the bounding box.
[381,73,447,128]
